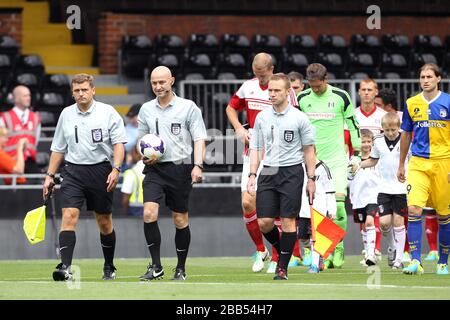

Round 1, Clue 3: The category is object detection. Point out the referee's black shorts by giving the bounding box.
[256,164,304,219]
[143,162,193,213]
[60,161,113,214]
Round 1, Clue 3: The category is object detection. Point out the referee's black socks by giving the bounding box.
[144,221,162,267]
[100,229,116,266]
[279,231,297,270]
[263,226,281,255]
[175,225,191,270]
[59,230,76,267]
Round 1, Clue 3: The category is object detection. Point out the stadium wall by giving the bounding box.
[0,8,22,46]
[98,13,450,73]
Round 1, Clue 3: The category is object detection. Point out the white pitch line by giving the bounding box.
[0,280,449,290]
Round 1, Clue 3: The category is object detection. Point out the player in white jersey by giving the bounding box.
[355,79,387,134]
[226,53,298,272]
[356,113,409,269]
[298,152,337,273]
[348,129,380,266]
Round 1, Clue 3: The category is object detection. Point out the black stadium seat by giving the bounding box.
[188,34,220,58]
[382,34,411,55]
[251,34,283,68]
[318,34,348,55]
[286,35,316,56]
[315,52,346,78]
[154,34,185,55]
[120,35,154,78]
[14,54,45,77]
[184,53,215,79]
[380,52,409,77]
[347,52,377,77]
[220,34,251,59]
[216,53,248,79]
[282,53,309,75]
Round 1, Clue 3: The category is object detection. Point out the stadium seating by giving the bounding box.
[120,35,154,78]
[282,53,309,75]
[154,34,185,55]
[286,35,316,54]
[318,34,348,55]
[216,53,249,79]
[251,34,283,69]
[220,34,252,59]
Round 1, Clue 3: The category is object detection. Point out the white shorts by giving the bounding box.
[241,154,264,192]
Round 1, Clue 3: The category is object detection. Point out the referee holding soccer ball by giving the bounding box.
[247,73,316,280]
[137,66,207,281]
[43,74,127,281]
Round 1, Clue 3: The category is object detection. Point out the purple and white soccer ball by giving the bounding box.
[138,133,165,160]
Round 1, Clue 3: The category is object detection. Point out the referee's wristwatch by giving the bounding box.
[307,175,317,181]
[113,166,121,173]
[46,172,55,178]
[194,163,204,170]
[248,172,257,178]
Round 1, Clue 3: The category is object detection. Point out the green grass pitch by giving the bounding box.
[0,256,449,300]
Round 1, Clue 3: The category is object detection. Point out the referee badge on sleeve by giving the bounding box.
[171,123,181,135]
[284,130,294,142]
[91,128,103,143]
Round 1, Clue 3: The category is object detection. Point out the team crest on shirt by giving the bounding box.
[328,101,335,108]
[171,123,181,135]
[440,109,447,118]
[378,205,384,214]
[284,130,294,142]
[91,128,103,143]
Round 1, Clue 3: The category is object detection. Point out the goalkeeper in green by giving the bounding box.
[298,63,361,268]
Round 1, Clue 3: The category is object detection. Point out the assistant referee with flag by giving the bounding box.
[247,73,316,280]
[43,74,127,281]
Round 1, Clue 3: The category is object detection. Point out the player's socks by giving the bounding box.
[382,225,395,250]
[365,226,376,256]
[244,210,265,252]
[311,248,320,267]
[292,240,301,259]
[375,215,381,253]
[394,226,406,262]
[175,225,190,270]
[437,216,450,265]
[361,228,367,253]
[144,221,162,266]
[59,230,76,267]
[334,201,347,251]
[278,231,297,270]
[407,215,423,262]
[271,246,279,262]
[425,215,439,252]
[262,226,281,256]
[404,214,409,253]
[100,229,116,266]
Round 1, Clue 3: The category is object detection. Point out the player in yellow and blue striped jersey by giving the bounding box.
[397,63,450,275]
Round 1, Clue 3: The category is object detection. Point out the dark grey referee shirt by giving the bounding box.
[137,93,207,163]
[51,100,127,164]
[250,105,315,167]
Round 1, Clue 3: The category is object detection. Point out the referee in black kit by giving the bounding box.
[137,66,207,281]
[43,74,127,281]
[247,73,316,280]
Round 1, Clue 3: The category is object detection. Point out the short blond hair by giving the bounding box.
[71,73,94,88]
[359,78,378,90]
[270,73,291,89]
[381,112,401,127]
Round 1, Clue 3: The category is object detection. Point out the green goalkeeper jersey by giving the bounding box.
[298,84,361,165]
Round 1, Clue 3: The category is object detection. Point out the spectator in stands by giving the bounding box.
[121,142,145,216]
[0,85,41,177]
[0,127,27,179]
[287,71,305,97]
[124,104,142,167]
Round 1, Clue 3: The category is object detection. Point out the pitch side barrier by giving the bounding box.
[179,78,450,135]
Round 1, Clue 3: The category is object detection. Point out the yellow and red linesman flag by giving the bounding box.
[310,207,346,259]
